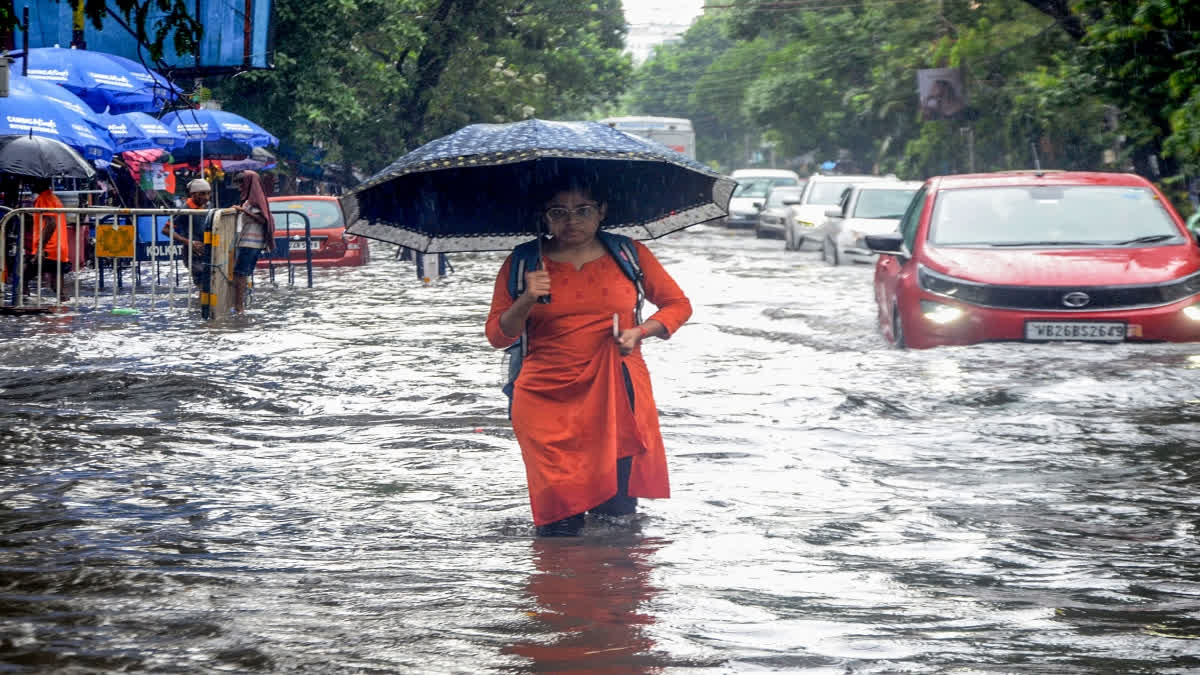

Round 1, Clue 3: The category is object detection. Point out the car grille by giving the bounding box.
[918,265,1200,311]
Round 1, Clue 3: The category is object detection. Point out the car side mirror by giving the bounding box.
[824,208,842,218]
[865,232,904,253]
[752,202,763,210]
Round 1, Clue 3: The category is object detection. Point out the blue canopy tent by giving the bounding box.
[100,112,186,153]
[159,109,278,166]
[0,76,114,160]
[8,47,180,114]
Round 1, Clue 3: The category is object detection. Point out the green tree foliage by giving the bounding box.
[1062,0,1200,179]
[630,1,1200,186]
[214,0,631,177]
[624,13,754,170]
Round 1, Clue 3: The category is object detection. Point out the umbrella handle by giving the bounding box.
[535,235,550,303]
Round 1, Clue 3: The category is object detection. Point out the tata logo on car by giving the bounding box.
[1062,291,1091,308]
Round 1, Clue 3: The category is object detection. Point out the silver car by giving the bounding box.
[754,185,804,239]
[818,181,923,265]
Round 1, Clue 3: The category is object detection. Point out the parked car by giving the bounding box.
[818,181,923,265]
[868,171,1200,349]
[784,173,895,251]
[725,169,803,229]
[755,185,804,239]
[258,195,370,268]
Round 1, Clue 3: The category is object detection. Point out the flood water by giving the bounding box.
[2,225,1199,673]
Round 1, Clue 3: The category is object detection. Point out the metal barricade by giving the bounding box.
[1,206,216,314]
[262,210,314,289]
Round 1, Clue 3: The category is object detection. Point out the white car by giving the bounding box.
[725,169,803,229]
[819,181,923,265]
[784,174,896,251]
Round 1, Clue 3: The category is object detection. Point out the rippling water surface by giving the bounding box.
[2,226,1199,673]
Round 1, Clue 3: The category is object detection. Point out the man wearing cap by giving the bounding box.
[162,178,213,286]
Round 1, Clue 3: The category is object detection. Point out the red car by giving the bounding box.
[257,195,369,268]
[868,171,1200,349]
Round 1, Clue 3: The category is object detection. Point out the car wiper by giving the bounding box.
[990,240,1102,247]
[1113,234,1177,245]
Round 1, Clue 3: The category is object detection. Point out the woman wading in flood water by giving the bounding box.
[486,175,693,536]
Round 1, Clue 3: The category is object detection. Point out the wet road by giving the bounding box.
[2,224,1199,673]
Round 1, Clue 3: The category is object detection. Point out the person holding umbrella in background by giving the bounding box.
[230,170,273,313]
[486,173,693,537]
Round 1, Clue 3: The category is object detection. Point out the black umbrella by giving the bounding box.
[0,134,96,179]
[341,119,735,252]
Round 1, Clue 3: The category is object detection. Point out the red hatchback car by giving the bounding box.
[868,171,1200,349]
[257,195,370,268]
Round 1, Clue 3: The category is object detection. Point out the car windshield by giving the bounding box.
[766,188,802,207]
[929,186,1182,246]
[732,179,772,199]
[807,181,855,205]
[270,199,344,230]
[853,188,917,219]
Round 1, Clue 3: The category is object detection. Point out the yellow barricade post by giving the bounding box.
[203,209,238,319]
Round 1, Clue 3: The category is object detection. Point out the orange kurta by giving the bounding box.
[486,241,692,526]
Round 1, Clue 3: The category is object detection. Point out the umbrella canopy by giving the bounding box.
[9,47,179,114]
[100,52,183,111]
[159,109,278,145]
[0,134,96,178]
[100,111,186,152]
[341,119,735,252]
[0,77,115,160]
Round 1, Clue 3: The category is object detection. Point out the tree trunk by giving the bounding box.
[397,0,484,146]
[1020,0,1086,41]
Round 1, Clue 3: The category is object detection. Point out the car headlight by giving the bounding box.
[920,299,965,325]
[917,265,990,305]
[1184,303,1200,321]
[797,220,815,229]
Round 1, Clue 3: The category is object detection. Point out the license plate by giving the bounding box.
[1024,320,1126,342]
[288,240,321,251]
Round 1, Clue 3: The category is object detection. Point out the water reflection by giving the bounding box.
[504,534,663,673]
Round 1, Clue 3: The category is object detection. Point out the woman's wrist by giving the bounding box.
[639,325,649,339]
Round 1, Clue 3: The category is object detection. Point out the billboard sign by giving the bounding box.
[14,0,273,76]
[917,67,966,121]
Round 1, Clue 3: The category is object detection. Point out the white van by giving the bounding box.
[725,169,804,229]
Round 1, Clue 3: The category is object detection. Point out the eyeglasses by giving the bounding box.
[545,204,599,224]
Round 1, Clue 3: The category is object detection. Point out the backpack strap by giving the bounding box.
[597,231,645,325]
[506,238,544,361]
[507,238,543,301]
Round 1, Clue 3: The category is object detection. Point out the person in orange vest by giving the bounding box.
[162,178,213,286]
[26,178,72,301]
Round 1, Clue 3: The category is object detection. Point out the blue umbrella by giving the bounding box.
[159,109,278,165]
[159,109,278,145]
[0,76,115,160]
[100,111,186,152]
[341,119,735,252]
[100,53,184,112]
[9,47,178,114]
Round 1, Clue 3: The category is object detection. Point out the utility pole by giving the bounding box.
[961,126,975,173]
[71,0,86,49]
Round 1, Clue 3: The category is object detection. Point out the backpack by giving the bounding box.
[501,231,645,417]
